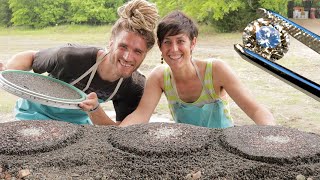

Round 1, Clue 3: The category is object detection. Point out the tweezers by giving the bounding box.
[234,8,320,102]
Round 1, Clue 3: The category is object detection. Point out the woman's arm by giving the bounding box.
[119,67,164,127]
[79,66,164,126]
[213,60,276,125]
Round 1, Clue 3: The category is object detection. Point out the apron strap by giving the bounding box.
[106,77,123,102]
[191,59,215,100]
[169,58,214,100]
[70,51,123,101]
[70,51,108,91]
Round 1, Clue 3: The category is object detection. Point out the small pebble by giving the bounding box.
[186,171,201,180]
[71,173,80,177]
[296,174,306,180]
[18,169,30,178]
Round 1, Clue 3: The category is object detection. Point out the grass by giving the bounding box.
[0,25,112,47]
[0,90,18,113]
[0,25,111,35]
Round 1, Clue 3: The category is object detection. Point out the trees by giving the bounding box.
[151,0,290,32]
[68,0,124,25]
[259,0,290,15]
[153,0,244,21]
[0,0,12,27]
[0,0,290,31]
[3,0,125,28]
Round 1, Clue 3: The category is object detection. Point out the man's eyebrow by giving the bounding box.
[135,48,146,54]
[118,42,127,47]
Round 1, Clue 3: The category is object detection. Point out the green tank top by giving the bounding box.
[163,60,233,128]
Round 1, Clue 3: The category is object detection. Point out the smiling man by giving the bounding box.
[1,0,159,125]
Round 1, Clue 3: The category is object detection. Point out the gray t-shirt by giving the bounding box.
[32,43,146,121]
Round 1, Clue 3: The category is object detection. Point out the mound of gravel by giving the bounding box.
[0,120,319,179]
[219,125,320,165]
[109,123,212,157]
[0,120,83,155]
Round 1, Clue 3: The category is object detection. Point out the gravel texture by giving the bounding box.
[109,123,212,157]
[0,120,319,179]
[219,125,320,165]
[0,120,83,156]
[2,71,82,99]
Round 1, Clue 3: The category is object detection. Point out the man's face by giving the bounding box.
[108,30,148,78]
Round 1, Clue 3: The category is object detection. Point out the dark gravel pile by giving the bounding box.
[109,123,213,157]
[0,120,83,155]
[0,120,319,179]
[220,125,320,165]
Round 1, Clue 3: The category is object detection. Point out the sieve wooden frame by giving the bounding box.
[0,70,87,109]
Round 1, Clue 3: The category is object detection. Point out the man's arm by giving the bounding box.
[88,107,120,126]
[0,63,5,71]
[5,50,38,71]
[79,92,118,125]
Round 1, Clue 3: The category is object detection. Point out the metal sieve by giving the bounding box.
[0,70,87,109]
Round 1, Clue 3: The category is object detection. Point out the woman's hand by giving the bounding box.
[79,92,100,112]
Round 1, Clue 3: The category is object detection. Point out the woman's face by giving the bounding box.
[159,33,196,67]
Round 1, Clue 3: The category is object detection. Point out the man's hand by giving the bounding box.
[79,92,100,112]
[79,92,117,126]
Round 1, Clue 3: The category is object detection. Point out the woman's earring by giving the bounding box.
[161,57,164,64]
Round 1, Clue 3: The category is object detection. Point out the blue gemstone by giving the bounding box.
[256,26,281,48]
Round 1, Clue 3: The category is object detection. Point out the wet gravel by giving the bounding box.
[0,120,319,179]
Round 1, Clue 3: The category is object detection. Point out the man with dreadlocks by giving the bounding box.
[1,0,159,125]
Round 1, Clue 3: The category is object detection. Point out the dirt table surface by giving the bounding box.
[0,120,319,179]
